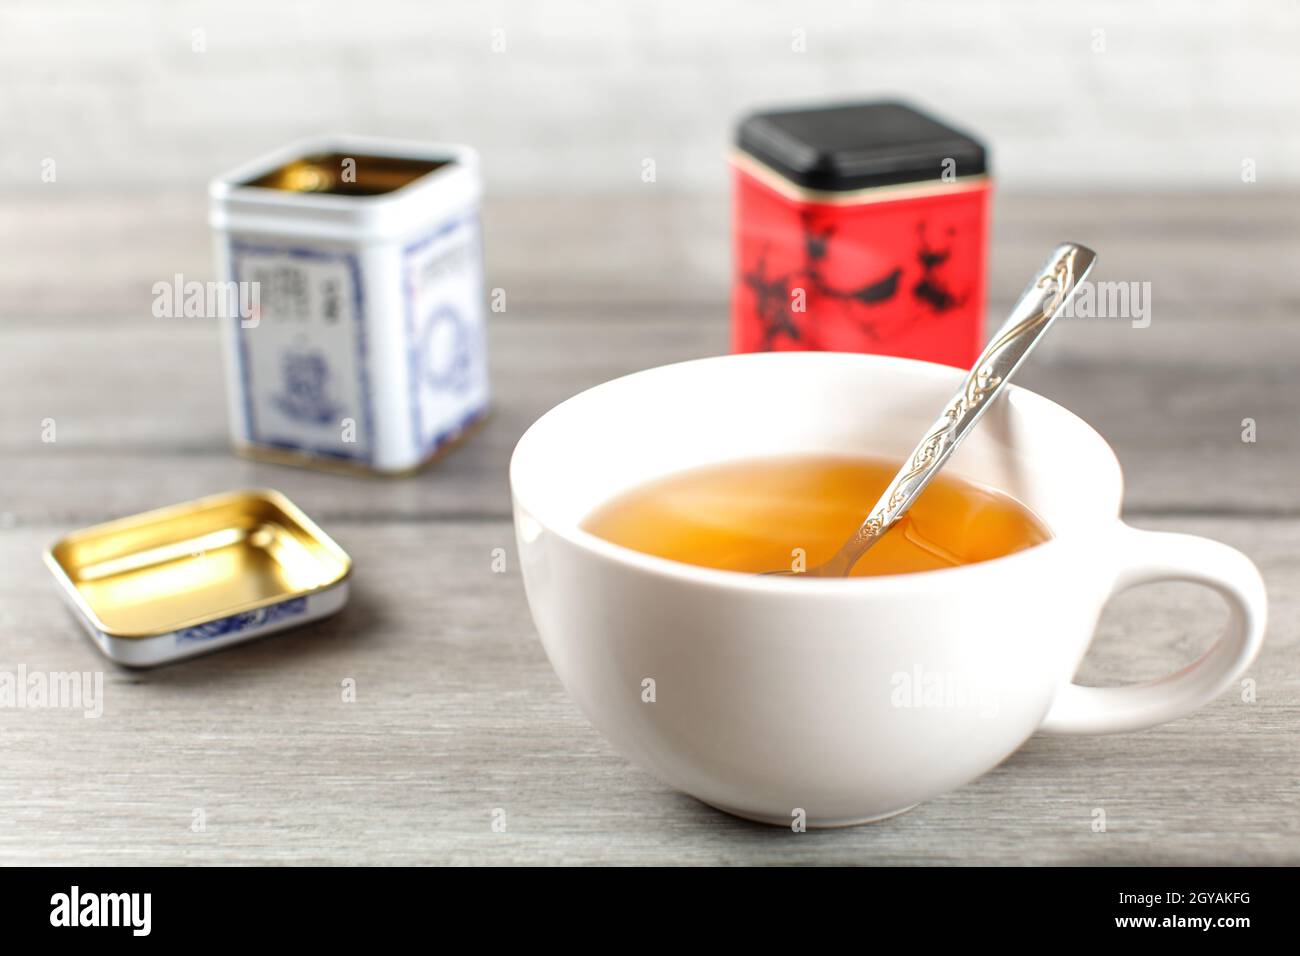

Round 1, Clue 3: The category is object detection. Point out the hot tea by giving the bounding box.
[582,454,1050,577]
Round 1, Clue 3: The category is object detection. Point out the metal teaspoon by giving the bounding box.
[767,241,1097,577]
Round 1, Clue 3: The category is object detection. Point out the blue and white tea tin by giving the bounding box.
[209,136,489,474]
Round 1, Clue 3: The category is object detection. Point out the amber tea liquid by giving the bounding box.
[582,454,1050,577]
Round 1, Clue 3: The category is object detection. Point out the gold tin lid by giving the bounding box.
[44,489,351,642]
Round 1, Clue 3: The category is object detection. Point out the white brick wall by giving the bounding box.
[1,0,1296,195]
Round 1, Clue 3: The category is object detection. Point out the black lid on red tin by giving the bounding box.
[737,100,988,191]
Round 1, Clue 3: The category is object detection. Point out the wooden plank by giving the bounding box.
[1,312,1296,524]
[3,191,1299,317]
[1,515,1294,865]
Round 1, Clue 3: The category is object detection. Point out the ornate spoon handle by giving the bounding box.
[818,242,1097,577]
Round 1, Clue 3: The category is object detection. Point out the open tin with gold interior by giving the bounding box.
[241,151,451,197]
[209,136,489,476]
[44,490,351,667]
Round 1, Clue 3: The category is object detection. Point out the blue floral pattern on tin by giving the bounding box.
[419,305,473,393]
[273,349,341,424]
[175,598,309,643]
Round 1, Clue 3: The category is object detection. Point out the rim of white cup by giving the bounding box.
[510,352,1124,595]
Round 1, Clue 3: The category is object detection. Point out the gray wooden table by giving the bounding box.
[1,192,1296,865]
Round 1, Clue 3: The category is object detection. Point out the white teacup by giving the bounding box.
[510,352,1267,827]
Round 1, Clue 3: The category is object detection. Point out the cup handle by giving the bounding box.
[1038,523,1268,735]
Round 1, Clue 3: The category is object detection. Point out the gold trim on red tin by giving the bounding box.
[730,150,990,205]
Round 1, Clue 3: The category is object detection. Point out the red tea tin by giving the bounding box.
[731,101,990,368]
